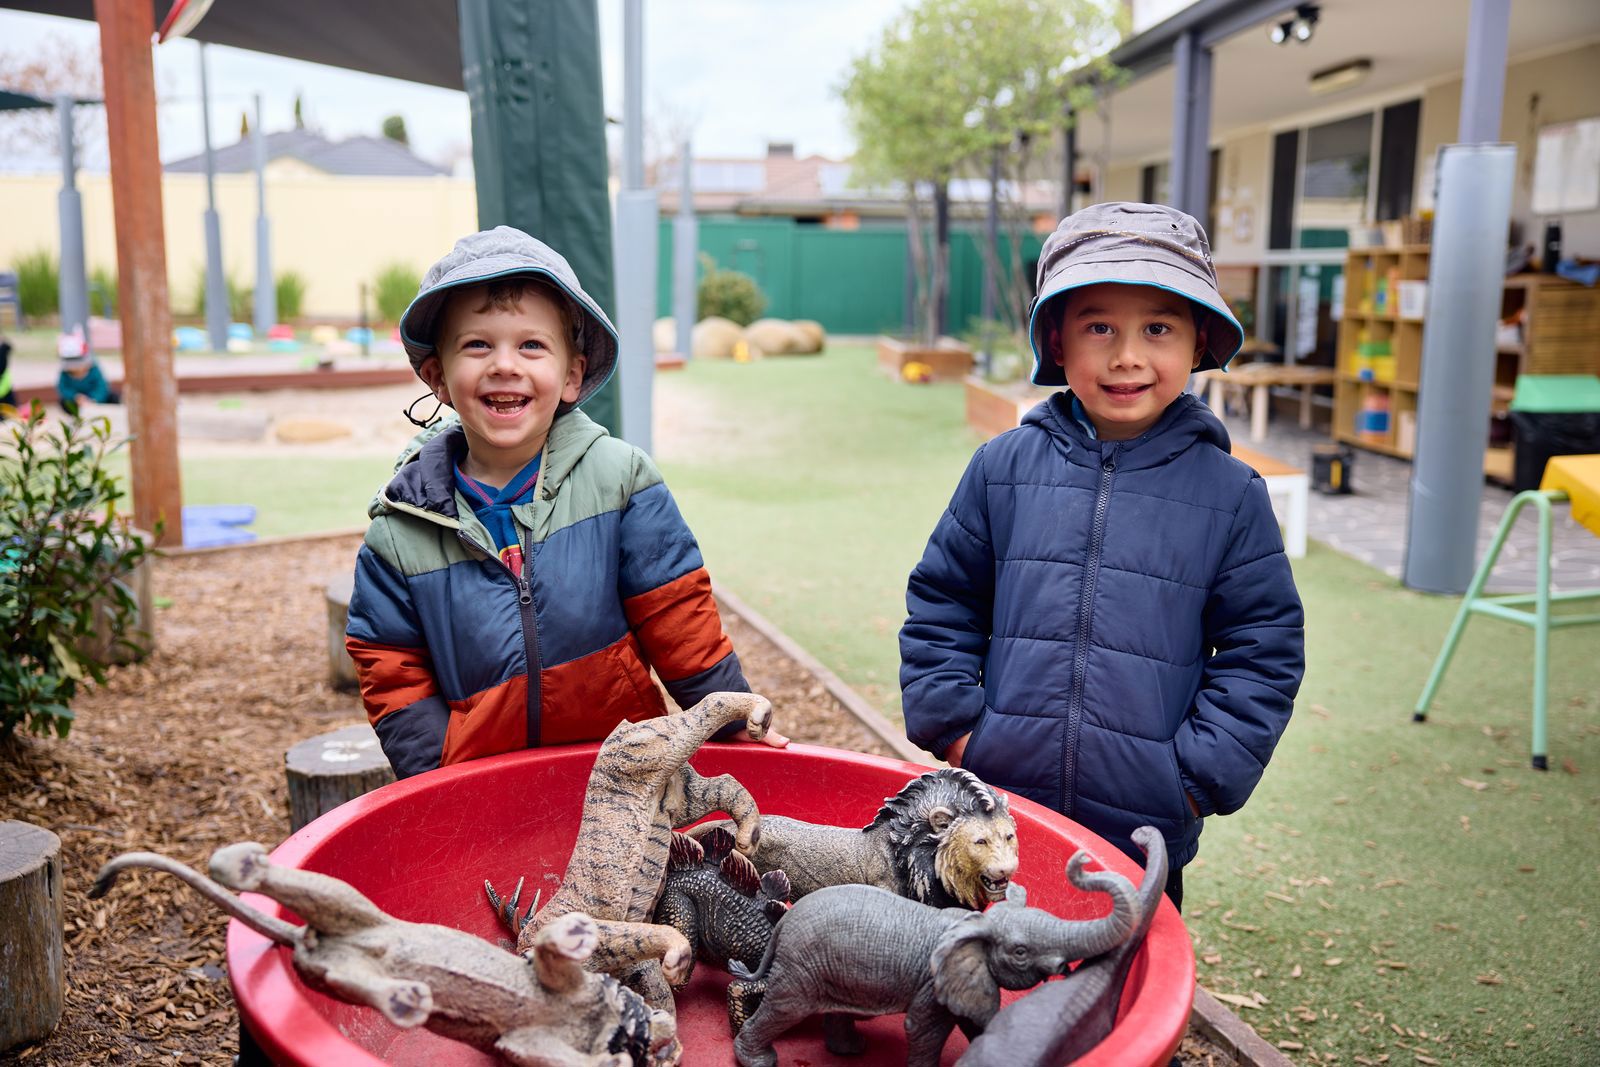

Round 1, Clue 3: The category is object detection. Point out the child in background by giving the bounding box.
[56,328,119,412]
[346,226,785,778]
[899,202,1304,908]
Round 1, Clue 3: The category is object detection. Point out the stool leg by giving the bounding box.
[1415,491,1534,722]
[1251,383,1268,442]
[1299,386,1313,429]
[1531,494,1553,770]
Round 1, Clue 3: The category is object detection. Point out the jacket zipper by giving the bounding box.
[455,527,542,747]
[1064,444,1117,818]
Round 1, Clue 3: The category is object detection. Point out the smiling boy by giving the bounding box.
[346,226,784,778]
[899,203,1304,907]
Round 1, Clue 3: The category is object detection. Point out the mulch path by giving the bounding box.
[0,535,1236,1066]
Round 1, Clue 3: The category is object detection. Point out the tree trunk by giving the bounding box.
[904,191,930,343]
[285,724,395,832]
[0,821,63,1051]
[932,178,951,344]
[324,575,358,692]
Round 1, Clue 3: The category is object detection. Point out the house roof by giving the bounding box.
[164,129,449,177]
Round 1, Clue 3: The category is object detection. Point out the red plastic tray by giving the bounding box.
[227,743,1193,1065]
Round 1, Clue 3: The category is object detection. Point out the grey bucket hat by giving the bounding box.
[1027,202,1244,385]
[399,225,618,406]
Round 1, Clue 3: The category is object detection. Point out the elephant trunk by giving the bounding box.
[1053,850,1141,962]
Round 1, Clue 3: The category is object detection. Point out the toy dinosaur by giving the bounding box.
[692,767,1018,910]
[91,842,679,1067]
[487,691,773,1015]
[652,827,790,986]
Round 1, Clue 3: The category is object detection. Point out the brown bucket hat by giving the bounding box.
[1028,202,1244,385]
[399,226,618,407]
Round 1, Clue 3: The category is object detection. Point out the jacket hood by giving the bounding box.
[371,408,610,520]
[1021,390,1231,471]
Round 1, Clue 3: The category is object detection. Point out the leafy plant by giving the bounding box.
[0,407,156,740]
[373,262,421,325]
[15,248,59,318]
[228,274,253,324]
[275,271,308,322]
[696,254,766,327]
[89,264,117,317]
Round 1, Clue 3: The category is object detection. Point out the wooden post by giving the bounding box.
[285,724,395,832]
[94,0,183,547]
[325,574,358,692]
[0,821,64,1051]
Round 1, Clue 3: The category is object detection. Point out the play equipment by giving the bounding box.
[227,744,1193,1066]
[181,503,257,549]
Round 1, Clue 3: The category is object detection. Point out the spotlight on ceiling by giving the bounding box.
[1269,20,1291,45]
[1291,4,1320,43]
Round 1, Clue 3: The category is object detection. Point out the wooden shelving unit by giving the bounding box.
[1332,247,1600,481]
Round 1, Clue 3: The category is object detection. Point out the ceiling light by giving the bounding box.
[1309,57,1373,96]
[1291,4,1320,44]
[1269,20,1291,45]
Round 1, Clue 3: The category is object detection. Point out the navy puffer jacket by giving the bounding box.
[900,392,1304,869]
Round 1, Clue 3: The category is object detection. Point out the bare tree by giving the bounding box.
[0,34,106,161]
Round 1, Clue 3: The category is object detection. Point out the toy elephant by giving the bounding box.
[957,826,1169,1066]
[91,843,679,1067]
[728,850,1140,1067]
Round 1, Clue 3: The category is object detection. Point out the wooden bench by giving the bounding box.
[1199,363,1337,442]
[1232,445,1308,559]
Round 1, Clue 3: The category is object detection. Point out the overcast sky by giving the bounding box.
[0,2,914,171]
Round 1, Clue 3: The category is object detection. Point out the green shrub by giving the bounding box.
[228,275,253,324]
[89,264,117,317]
[0,407,156,740]
[373,262,422,325]
[275,271,308,322]
[696,254,766,327]
[15,248,59,319]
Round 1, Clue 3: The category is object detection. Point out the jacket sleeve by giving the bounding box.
[1176,475,1305,816]
[616,450,749,713]
[344,534,451,778]
[899,445,996,759]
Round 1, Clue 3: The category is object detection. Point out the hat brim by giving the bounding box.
[399,259,618,407]
[1027,260,1244,386]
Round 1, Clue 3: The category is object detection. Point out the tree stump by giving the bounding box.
[0,821,64,1051]
[325,574,358,692]
[285,724,395,832]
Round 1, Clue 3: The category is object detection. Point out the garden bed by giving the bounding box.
[0,535,1245,1065]
[876,335,975,382]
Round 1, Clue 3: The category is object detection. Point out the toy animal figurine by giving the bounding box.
[727,850,1140,1067]
[91,843,679,1067]
[487,691,772,1014]
[652,827,790,983]
[957,826,1168,1066]
[693,768,1018,910]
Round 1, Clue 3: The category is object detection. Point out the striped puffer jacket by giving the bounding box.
[346,410,747,777]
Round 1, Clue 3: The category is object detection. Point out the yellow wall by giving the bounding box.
[1419,42,1600,258]
[1211,129,1272,264]
[0,170,478,319]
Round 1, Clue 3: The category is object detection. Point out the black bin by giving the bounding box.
[1311,443,1354,495]
[1510,411,1600,493]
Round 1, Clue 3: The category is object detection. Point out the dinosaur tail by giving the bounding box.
[724,914,782,1035]
[90,850,302,947]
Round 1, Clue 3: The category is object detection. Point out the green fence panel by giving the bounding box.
[792,228,907,334]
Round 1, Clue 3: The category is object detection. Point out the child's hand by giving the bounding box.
[943,732,971,768]
[734,724,790,749]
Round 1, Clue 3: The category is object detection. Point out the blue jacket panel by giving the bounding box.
[900,392,1305,868]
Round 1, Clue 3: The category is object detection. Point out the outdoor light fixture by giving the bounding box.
[1269,4,1319,46]
[1309,57,1373,95]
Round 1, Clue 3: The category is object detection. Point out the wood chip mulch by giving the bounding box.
[0,534,1237,1066]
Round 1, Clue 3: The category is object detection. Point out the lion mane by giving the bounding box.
[867,768,1017,910]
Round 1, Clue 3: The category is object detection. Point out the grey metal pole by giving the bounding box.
[198,42,229,351]
[672,140,697,361]
[1401,144,1516,594]
[981,146,1000,374]
[1458,0,1510,143]
[1187,43,1213,233]
[55,94,90,347]
[613,0,658,452]
[1169,30,1194,213]
[252,93,275,335]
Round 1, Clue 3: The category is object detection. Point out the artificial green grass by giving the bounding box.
[104,452,390,539]
[658,344,1600,1065]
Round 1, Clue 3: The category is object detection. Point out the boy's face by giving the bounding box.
[418,285,585,485]
[1050,282,1203,441]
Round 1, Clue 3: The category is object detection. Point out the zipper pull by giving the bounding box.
[516,578,533,607]
[1101,449,1117,472]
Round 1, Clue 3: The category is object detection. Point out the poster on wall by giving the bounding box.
[1532,117,1600,216]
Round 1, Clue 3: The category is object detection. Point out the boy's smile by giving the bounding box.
[418,284,586,488]
[1052,282,1203,441]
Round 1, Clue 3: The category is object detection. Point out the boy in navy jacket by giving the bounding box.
[900,202,1305,907]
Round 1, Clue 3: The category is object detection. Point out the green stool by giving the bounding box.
[1413,486,1600,769]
